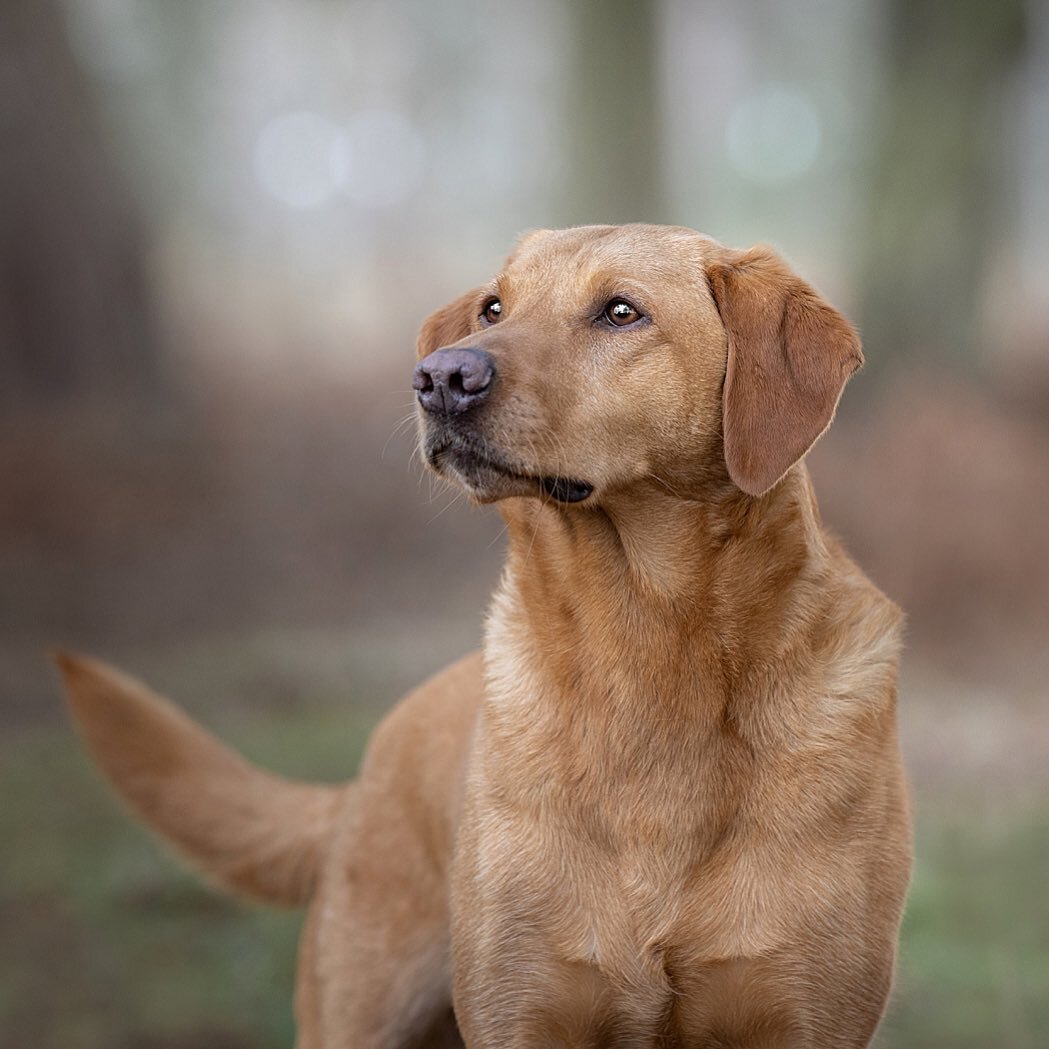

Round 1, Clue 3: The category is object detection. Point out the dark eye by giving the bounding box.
[603,299,642,327]
[481,298,502,325]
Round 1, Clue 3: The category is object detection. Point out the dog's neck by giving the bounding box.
[490,465,831,701]
[484,462,901,808]
[502,464,825,605]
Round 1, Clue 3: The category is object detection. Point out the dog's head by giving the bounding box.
[414,225,861,505]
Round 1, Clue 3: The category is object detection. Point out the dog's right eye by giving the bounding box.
[481,298,502,325]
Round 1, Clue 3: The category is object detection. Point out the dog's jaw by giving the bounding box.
[423,430,593,506]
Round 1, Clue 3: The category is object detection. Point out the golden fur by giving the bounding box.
[58,224,911,1048]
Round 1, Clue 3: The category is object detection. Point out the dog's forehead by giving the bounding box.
[501,225,721,289]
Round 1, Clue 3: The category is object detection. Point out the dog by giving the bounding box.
[58,224,911,1048]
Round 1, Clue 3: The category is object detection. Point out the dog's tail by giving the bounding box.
[55,652,344,908]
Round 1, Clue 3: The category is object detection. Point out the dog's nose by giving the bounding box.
[413,348,495,415]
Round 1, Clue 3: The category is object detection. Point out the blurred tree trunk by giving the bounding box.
[859,0,1027,370]
[555,0,668,226]
[0,0,164,410]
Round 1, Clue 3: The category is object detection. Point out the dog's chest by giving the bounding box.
[469,674,814,970]
[461,599,892,1043]
[471,760,801,964]
[477,623,872,952]
[462,757,829,1045]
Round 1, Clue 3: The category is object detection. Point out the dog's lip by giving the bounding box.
[538,476,593,503]
[427,438,593,505]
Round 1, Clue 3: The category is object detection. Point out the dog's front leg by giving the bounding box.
[306,798,460,1049]
[451,947,615,1049]
[449,822,622,1048]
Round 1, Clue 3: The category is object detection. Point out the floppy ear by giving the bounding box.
[416,289,482,359]
[706,246,863,497]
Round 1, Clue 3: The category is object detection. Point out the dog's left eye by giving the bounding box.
[603,299,642,327]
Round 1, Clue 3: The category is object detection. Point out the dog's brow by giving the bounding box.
[586,276,659,309]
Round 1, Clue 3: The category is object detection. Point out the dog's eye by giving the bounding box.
[481,298,502,325]
[604,299,641,327]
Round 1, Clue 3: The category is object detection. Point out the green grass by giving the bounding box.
[2,703,1046,1048]
[877,792,1049,1049]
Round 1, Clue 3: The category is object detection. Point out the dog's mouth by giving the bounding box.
[425,437,593,505]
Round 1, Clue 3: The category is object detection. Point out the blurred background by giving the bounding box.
[1,0,1047,1046]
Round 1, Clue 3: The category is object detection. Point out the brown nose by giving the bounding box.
[413,348,495,415]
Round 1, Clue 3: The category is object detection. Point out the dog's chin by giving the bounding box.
[425,439,593,506]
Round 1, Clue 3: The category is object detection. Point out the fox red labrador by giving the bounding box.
[59,224,910,1048]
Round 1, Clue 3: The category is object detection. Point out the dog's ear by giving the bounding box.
[706,246,863,497]
[416,289,482,359]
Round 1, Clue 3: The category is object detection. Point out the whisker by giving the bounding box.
[520,436,546,561]
[525,500,543,562]
[426,486,466,526]
[487,521,509,552]
[383,412,419,460]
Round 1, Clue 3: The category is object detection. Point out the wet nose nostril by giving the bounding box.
[412,362,435,393]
